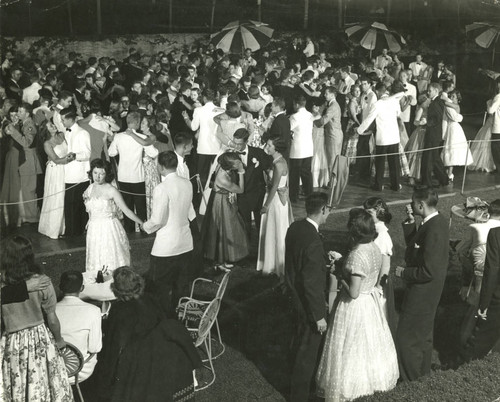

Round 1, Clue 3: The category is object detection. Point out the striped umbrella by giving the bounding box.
[210,20,274,54]
[466,22,500,66]
[345,22,406,58]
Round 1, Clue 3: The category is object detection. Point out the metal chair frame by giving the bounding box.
[186,298,221,391]
[177,270,230,359]
[61,342,87,402]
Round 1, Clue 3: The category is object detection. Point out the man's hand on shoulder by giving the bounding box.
[26,275,51,292]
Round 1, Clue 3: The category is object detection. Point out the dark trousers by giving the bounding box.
[396,312,434,381]
[491,133,500,172]
[374,143,400,190]
[238,193,265,240]
[189,219,204,282]
[145,251,192,317]
[197,154,217,189]
[64,182,89,236]
[356,133,372,178]
[420,145,448,187]
[289,157,312,201]
[461,299,500,362]
[290,319,322,402]
[118,181,146,233]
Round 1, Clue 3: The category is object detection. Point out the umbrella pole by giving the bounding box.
[493,35,499,67]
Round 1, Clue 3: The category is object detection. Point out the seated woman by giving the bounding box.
[457,199,500,304]
[95,267,201,402]
[1,235,73,401]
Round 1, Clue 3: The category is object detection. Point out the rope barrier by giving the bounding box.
[0,136,497,206]
[0,181,83,206]
[347,137,500,160]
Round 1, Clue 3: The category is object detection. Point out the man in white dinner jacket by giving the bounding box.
[289,95,314,202]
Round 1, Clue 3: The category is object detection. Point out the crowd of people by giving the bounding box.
[1,34,500,401]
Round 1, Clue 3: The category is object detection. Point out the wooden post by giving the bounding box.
[169,0,173,33]
[257,0,262,22]
[461,140,471,195]
[97,0,102,37]
[68,0,74,36]
[28,0,32,35]
[210,0,216,33]
[304,0,309,30]
[338,0,343,28]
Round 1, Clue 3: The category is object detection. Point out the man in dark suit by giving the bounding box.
[232,128,271,240]
[395,187,449,381]
[262,97,291,161]
[420,82,449,187]
[285,192,329,402]
[461,227,500,361]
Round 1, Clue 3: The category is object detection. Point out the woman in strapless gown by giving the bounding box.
[84,159,144,274]
[257,137,294,277]
[38,121,74,239]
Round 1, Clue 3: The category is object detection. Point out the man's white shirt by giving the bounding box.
[55,296,102,383]
[108,130,158,183]
[289,107,314,159]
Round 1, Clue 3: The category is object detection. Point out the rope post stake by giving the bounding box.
[461,140,470,195]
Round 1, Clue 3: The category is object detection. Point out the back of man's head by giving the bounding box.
[413,186,439,208]
[158,150,178,170]
[305,192,328,216]
[59,270,83,295]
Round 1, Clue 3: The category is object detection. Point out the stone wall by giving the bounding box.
[2,33,209,63]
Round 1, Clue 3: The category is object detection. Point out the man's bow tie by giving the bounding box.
[237,151,246,155]
[66,128,72,132]
[416,62,421,65]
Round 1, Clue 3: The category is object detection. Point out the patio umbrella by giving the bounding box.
[466,22,500,66]
[344,22,406,58]
[210,20,274,54]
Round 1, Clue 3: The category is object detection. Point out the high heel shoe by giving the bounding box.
[448,173,454,182]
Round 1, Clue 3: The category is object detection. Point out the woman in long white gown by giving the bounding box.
[441,90,473,181]
[256,137,293,277]
[316,210,398,402]
[38,120,74,239]
[468,113,496,173]
[84,159,143,274]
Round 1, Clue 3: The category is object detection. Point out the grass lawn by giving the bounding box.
[37,187,500,401]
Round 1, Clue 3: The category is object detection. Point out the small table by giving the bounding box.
[79,272,116,303]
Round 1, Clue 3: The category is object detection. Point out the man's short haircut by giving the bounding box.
[60,106,77,121]
[302,70,315,82]
[324,86,338,96]
[126,111,141,127]
[233,127,250,142]
[59,270,83,294]
[272,97,286,111]
[305,192,329,215]
[202,88,216,102]
[488,199,500,216]
[179,81,192,94]
[76,78,86,90]
[19,103,33,115]
[294,95,307,108]
[374,82,387,93]
[428,82,442,93]
[241,76,251,85]
[413,187,439,208]
[226,101,241,118]
[158,151,178,170]
[174,132,193,147]
[59,90,73,101]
